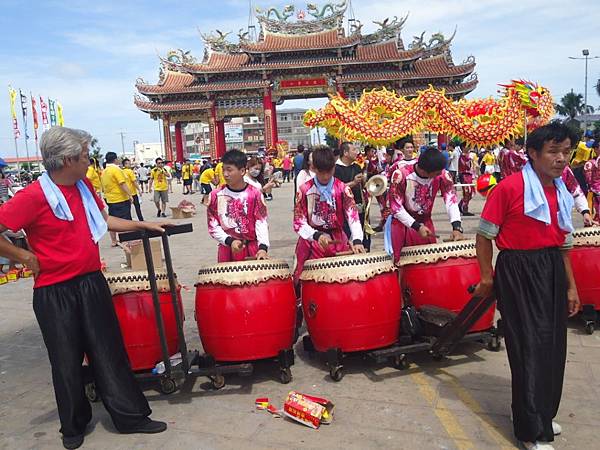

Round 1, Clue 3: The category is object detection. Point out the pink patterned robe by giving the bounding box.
[498,147,527,177]
[293,178,363,282]
[388,164,461,261]
[207,184,269,262]
[562,166,589,215]
[458,153,475,212]
[584,157,600,221]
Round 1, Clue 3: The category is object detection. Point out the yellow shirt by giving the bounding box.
[482,153,495,166]
[273,158,283,169]
[214,162,226,186]
[150,167,169,191]
[86,166,102,193]
[123,168,138,196]
[571,141,592,166]
[101,164,130,204]
[200,168,215,184]
[182,164,192,180]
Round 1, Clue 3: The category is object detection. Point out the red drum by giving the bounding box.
[398,240,495,332]
[105,271,183,371]
[300,252,401,352]
[195,259,296,361]
[569,227,600,311]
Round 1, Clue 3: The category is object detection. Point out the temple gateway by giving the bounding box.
[135,1,477,161]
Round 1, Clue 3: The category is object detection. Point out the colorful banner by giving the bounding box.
[31,93,39,140]
[8,86,20,139]
[49,98,57,126]
[40,96,49,128]
[56,102,64,126]
[19,90,29,140]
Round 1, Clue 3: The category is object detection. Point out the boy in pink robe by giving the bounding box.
[387,147,463,262]
[207,150,270,262]
[584,152,600,223]
[293,145,365,283]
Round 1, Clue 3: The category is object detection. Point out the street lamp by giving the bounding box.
[569,49,600,128]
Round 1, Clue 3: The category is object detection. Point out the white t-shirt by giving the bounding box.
[244,176,263,192]
[296,169,315,193]
[448,148,460,172]
[137,166,149,181]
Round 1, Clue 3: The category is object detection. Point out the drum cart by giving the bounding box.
[85,224,254,400]
[303,287,503,382]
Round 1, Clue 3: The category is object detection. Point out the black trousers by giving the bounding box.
[33,271,151,437]
[495,248,567,443]
[572,166,588,195]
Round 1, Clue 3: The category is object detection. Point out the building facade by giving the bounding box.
[135,1,477,161]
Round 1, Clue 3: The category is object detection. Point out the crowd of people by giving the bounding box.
[0,123,599,450]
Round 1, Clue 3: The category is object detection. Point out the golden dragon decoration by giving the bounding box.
[303,80,554,147]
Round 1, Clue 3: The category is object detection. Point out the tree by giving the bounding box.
[593,121,600,136]
[596,78,600,98]
[555,91,594,120]
[324,133,338,149]
[90,137,103,162]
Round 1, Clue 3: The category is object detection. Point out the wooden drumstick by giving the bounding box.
[334,250,355,256]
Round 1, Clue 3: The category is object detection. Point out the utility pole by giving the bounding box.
[119,131,126,156]
[569,49,600,130]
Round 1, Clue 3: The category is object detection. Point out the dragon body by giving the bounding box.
[303,80,554,147]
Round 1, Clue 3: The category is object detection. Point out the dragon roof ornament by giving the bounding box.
[409,28,457,55]
[360,14,408,45]
[200,30,241,53]
[255,1,347,35]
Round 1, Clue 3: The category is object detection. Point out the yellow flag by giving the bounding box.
[57,102,64,126]
[8,86,18,119]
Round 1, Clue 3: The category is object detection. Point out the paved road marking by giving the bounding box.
[439,370,516,450]
[410,372,474,450]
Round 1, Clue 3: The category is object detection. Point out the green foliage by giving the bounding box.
[90,137,103,161]
[556,91,594,119]
[324,133,338,149]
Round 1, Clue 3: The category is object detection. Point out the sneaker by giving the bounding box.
[118,418,167,434]
[62,434,84,449]
[156,210,161,217]
[521,441,554,450]
[161,213,167,218]
[552,421,562,435]
[462,211,475,216]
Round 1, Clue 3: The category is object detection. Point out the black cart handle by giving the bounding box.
[119,223,193,242]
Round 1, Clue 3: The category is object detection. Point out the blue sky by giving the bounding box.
[1,0,599,157]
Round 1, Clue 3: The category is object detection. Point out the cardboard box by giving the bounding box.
[123,240,162,271]
[170,207,193,219]
[283,391,334,429]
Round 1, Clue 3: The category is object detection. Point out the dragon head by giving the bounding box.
[502,79,554,120]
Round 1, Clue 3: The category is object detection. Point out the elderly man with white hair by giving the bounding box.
[0,127,168,449]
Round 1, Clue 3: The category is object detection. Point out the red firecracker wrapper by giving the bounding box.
[283,391,334,429]
[0,274,7,285]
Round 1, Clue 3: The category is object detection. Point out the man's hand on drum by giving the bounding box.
[231,239,245,254]
[450,229,464,241]
[351,243,366,254]
[256,249,269,260]
[417,224,433,239]
[317,233,332,250]
[472,277,494,300]
[583,212,599,227]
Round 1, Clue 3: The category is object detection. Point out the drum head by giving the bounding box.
[300,251,396,283]
[196,259,292,286]
[572,227,600,247]
[398,240,477,267]
[104,270,177,295]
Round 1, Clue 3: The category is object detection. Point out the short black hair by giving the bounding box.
[297,144,305,153]
[526,121,580,157]
[222,149,247,169]
[385,148,396,157]
[105,152,118,164]
[122,158,130,165]
[301,148,313,171]
[339,141,353,157]
[418,147,447,173]
[400,138,414,149]
[312,145,336,171]
[155,157,163,164]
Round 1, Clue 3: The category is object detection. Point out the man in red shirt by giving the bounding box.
[0,127,168,449]
[474,122,581,450]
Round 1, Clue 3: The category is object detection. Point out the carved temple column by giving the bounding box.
[162,116,173,161]
[174,122,185,163]
[209,103,226,159]
[263,87,278,149]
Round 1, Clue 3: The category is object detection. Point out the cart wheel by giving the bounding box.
[160,377,177,395]
[85,382,99,403]
[392,354,410,370]
[329,366,344,382]
[487,335,502,352]
[209,374,225,390]
[585,322,595,335]
[279,367,292,384]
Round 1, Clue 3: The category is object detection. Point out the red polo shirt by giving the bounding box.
[0,178,105,288]
[480,172,568,250]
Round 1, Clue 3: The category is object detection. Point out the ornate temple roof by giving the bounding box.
[241,29,360,53]
[134,96,212,113]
